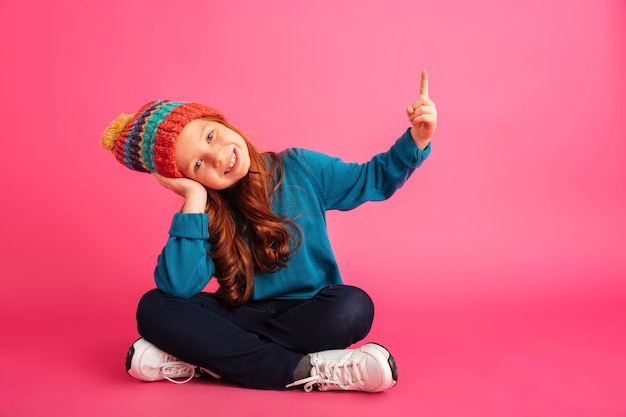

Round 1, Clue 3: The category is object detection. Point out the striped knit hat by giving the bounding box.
[101,100,225,177]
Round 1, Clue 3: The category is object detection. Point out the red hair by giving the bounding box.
[200,118,301,307]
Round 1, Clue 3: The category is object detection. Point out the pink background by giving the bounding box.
[1,0,625,416]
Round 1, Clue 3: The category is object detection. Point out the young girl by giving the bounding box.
[101,70,437,392]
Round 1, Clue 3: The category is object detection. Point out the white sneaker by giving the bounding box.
[286,343,398,392]
[125,338,200,384]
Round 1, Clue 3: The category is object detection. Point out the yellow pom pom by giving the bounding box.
[101,113,134,152]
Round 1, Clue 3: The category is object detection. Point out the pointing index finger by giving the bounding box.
[420,69,429,96]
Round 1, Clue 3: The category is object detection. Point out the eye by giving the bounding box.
[207,131,214,142]
[194,160,203,171]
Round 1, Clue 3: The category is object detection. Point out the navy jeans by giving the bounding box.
[136,284,375,389]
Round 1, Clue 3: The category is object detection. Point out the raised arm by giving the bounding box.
[407,69,437,150]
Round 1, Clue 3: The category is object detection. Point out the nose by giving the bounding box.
[210,145,227,169]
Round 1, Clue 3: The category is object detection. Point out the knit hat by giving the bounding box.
[101,100,225,177]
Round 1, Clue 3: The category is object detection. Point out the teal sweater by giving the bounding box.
[155,128,431,300]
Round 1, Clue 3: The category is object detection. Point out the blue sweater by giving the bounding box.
[154,128,431,300]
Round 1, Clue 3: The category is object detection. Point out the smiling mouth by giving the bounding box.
[224,150,237,174]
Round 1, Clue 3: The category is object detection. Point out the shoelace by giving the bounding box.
[160,359,198,384]
[287,358,365,392]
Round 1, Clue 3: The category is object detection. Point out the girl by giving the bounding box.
[101,70,437,392]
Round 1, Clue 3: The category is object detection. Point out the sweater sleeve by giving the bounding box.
[299,128,431,211]
[153,212,215,298]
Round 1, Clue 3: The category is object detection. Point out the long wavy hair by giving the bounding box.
[199,117,301,307]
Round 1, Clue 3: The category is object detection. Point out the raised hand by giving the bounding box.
[407,69,437,150]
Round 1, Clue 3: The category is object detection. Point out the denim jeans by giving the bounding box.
[136,284,375,389]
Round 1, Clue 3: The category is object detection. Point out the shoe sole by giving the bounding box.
[365,343,398,390]
[126,338,160,381]
[125,338,141,373]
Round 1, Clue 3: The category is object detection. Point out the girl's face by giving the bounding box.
[175,119,251,190]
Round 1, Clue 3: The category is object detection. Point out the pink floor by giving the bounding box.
[4,282,625,417]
